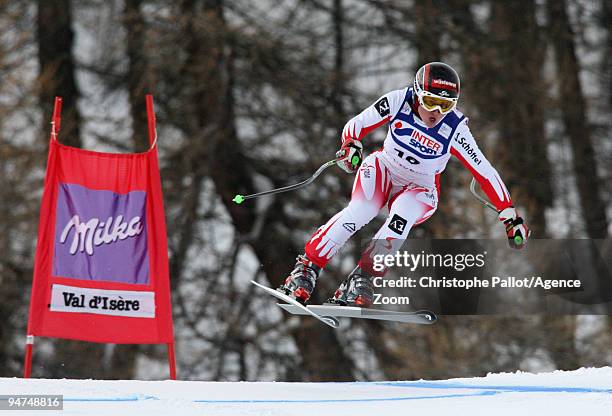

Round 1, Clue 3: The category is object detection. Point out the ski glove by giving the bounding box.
[498,207,531,249]
[336,139,363,174]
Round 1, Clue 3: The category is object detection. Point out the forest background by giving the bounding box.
[0,0,610,381]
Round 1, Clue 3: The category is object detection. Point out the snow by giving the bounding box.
[2,367,612,415]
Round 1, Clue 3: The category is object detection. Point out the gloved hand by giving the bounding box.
[498,207,531,249]
[336,139,363,173]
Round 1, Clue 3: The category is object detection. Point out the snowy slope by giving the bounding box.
[2,367,612,415]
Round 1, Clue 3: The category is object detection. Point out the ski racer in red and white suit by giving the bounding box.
[280,62,530,307]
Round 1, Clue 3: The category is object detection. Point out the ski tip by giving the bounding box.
[419,311,438,322]
[322,316,340,328]
[233,194,245,204]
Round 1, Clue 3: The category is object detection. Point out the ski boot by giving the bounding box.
[327,267,374,308]
[278,254,321,304]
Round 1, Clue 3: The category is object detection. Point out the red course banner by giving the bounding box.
[26,96,175,351]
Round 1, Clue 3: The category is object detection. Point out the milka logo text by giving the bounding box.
[59,215,143,256]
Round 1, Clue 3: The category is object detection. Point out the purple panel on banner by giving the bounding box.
[53,183,149,284]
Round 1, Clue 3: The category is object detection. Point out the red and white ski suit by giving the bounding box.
[305,87,513,275]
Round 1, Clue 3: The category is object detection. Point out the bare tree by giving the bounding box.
[488,0,552,237]
[37,0,82,148]
[546,0,609,239]
[123,0,152,151]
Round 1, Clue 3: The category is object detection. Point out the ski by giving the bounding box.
[277,304,437,325]
[250,281,340,328]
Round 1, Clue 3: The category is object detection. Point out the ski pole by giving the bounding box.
[469,178,497,213]
[233,157,341,204]
[469,178,525,245]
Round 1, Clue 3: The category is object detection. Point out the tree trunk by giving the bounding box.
[488,0,552,237]
[541,315,580,370]
[605,0,612,110]
[123,0,152,152]
[37,0,82,148]
[545,0,609,368]
[546,0,609,238]
[413,0,443,64]
[108,344,141,379]
[489,0,579,371]
[330,0,346,124]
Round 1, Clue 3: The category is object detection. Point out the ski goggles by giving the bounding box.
[417,93,457,114]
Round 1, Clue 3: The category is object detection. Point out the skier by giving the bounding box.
[279,62,530,307]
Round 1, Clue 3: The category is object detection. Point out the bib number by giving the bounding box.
[394,148,420,165]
